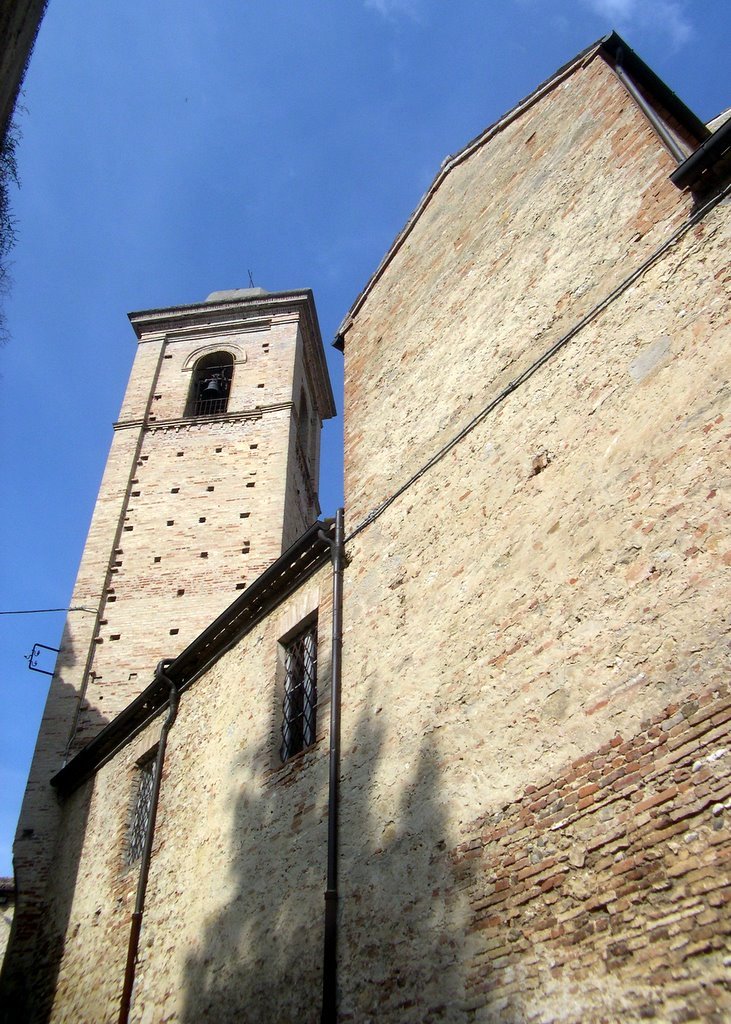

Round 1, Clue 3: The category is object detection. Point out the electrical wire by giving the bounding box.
[0,606,95,615]
[345,182,731,545]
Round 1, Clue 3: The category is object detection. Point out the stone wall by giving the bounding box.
[336,50,730,1021]
[343,54,695,529]
[335,209,729,1021]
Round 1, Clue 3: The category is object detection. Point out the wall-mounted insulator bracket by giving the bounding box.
[25,643,59,677]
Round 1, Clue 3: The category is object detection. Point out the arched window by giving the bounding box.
[186,352,234,417]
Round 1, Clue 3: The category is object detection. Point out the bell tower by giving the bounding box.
[11,287,335,954]
[62,287,334,744]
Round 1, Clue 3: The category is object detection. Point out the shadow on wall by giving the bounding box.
[338,727,473,1022]
[0,627,104,1024]
[179,692,478,1023]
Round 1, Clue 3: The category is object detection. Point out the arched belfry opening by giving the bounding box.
[186,352,234,417]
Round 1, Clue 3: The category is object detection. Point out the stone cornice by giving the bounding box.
[128,289,311,337]
[113,401,293,431]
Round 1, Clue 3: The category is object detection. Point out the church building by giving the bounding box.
[2,32,730,1023]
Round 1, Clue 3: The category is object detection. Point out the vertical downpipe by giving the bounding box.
[118,660,178,1024]
[320,509,345,1024]
[613,47,687,164]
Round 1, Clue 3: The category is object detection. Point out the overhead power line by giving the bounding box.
[0,606,95,616]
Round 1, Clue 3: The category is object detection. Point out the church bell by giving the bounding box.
[201,375,224,398]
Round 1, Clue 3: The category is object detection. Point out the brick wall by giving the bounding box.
[334,202,729,1022]
[79,306,319,731]
[454,686,731,1022]
[343,55,693,529]
[335,49,730,1022]
[41,565,334,1024]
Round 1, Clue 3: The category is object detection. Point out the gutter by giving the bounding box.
[670,115,731,193]
[611,46,688,164]
[599,32,708,143]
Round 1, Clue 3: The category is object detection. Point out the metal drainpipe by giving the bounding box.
[319,509,345,1024]
[613,47,687,165]
[118,659,178,1024]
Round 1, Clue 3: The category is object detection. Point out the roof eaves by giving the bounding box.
[599,31,709,142]
[51,517,335,796]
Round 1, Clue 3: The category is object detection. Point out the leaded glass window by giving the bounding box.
[127,757,156,864]
[280,622,318,763]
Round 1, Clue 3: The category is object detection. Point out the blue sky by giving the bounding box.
[0,0,728,875]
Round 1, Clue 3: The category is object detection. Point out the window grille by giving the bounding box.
[280,623,318,763]
[186,353,234,417]
[127,757,156,864]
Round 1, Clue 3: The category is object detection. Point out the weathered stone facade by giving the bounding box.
[455,686,731,1021]
[330,42,729,1020]
[3,33,730,1024]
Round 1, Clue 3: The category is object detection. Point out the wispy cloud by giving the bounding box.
[363,0,425,23]
[583,0,693,48]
